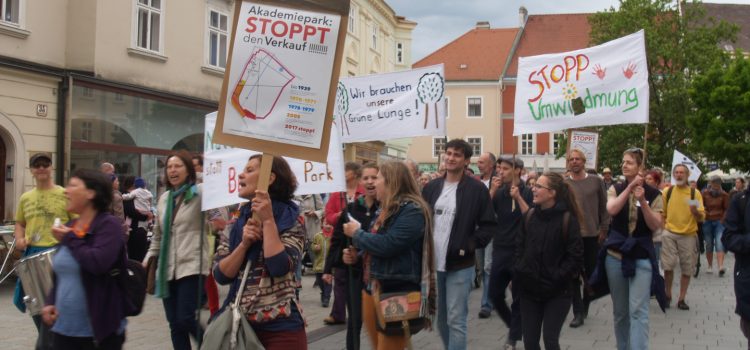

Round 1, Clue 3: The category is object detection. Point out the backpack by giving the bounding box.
[111,258,147,317]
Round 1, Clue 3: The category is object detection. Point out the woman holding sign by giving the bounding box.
[342,161,436,350]
[213,154,307,349]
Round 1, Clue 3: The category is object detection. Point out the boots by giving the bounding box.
[569,313,584,328]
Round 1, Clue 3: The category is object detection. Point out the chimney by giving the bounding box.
[519,6,528,28]
[476,21,490,29]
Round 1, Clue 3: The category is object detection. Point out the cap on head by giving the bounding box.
[602,167,612,174]
[498,156,524,169]
[29,152,52,167]
[710,176,722,184]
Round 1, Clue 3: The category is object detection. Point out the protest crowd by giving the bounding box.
[5,139,749,350]
[3,1,750,350]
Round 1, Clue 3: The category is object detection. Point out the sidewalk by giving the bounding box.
[0,255,745,349]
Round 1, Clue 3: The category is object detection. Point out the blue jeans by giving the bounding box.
[436,266,475,350]
[702,220,725,253]
[162,275,205,350]
[605,255,652,350]
[479,243,493,311]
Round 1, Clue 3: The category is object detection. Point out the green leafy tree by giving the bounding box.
[587,0,737,173]
[687,53,750,171]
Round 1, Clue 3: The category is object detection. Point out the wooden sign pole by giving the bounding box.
[512,152,517,211]
[252,153,275,221]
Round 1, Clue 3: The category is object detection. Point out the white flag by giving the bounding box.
[670,149,702,185]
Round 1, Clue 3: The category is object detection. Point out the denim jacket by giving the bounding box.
[353,201,425,284]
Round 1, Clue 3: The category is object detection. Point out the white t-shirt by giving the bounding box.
[433,181,458,272]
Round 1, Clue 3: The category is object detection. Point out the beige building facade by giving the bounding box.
[341,0,416,164]
[0,0,413,220]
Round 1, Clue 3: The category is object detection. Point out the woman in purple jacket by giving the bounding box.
[42,169,129,349]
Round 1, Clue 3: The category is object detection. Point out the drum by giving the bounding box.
[15,248,57,316]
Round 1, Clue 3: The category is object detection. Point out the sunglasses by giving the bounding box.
[32,162,51,169]
[626,148,644,156]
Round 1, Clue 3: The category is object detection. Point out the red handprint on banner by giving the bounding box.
[592,64,607,80]
[622,62,637,79]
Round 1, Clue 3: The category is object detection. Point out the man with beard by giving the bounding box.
[661,164,705,310]
[488,156,531,350]
[565,149,609,328]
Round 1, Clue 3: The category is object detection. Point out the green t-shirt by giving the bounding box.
[15,186,74,247]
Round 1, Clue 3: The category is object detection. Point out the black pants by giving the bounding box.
[489,248,522,342]
[52,332,124,350]
[520,294,571,350]
[345,267,364,350]
[32,314,54,350]
[742,317,750,350]
[127,227,149,262]
[162,275,205,350]
[571,237,599,315]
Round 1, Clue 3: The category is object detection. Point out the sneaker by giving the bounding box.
[677,300,690,310]
[719,268,726,277]
[707,267,713,274]
[321,300,329,308]
[478,309,491,319]
[503,341,516,350]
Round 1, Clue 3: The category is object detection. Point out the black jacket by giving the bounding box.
[422,175,497,272]
[514,202,583,300]
[722,189,750,319]
[324,196,378,274]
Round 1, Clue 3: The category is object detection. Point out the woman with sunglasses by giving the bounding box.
[593,148,666,350]
[514,172,583,350]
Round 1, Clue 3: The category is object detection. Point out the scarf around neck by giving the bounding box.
[155,183,196,298]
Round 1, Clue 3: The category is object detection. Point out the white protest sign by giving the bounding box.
[203,112,345,210]
[514,30,649,135]
[569,130,599,170]
[336,65,446,142]
[220,1,341,149]
[671,149,702,185]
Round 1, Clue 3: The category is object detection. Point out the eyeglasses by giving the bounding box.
[533,183,552,191]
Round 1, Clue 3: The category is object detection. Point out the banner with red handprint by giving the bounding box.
[513,30,648,135]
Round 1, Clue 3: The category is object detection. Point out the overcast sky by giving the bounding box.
[389,0,750,62]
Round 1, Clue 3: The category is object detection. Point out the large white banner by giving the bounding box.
[221,2,341,149]
[336,65,446,142]
[514,30,649,135]
[203,113,345,210]
[671,149,702,185]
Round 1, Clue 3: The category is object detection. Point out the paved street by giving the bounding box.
[1,255,746,349]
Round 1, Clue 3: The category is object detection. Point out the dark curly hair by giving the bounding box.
[249,154,297,201]
[71,168,113,213]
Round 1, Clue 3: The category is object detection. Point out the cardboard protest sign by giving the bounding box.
[514,30,649,135]
[568,130,599,170]
[336,65,447,142]
[213,0,349,163]
[671,149,702,185]
[203,112,345,210]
